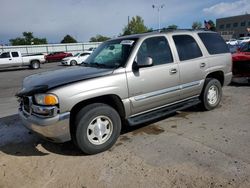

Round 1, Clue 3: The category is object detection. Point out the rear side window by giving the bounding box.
[173,35,202,61]
[11,52,19,57]
[198,33,229,54]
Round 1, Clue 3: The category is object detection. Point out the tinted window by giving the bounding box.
[241,42,250,52]
[0,52,10,58]
[219,25,224,29]
[137,36,173,65]
[198,33,229,54]
[226,23,231,28]
[233,23,238,27]
[241,21,246,27]
[11,52,19,57]
[173,35,202,61]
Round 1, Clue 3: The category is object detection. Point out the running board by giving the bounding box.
[127,98,201,126]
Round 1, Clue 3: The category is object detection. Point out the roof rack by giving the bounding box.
[144,28,210,34]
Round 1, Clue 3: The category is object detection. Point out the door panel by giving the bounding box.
[172,34,206,100]
[126,36,180,115]
[127,63,180,114]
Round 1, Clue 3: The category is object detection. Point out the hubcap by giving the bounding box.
[87,116,113,145]
[207,85,218,105]
[33,63,38,69]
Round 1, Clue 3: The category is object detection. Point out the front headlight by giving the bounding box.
[34,94,59,105]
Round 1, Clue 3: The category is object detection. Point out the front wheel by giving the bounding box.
[74,103,121,154]
[200,78,222,111]
[70,60,77,66]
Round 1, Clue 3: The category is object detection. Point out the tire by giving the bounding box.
[74,103,121,154]
[70,60,77,66]
[30,61,40,69]
[200,78,222,111]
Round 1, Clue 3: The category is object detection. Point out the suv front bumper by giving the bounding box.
[19,109,71,143]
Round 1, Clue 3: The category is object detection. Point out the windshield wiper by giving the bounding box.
[89,62,108,68]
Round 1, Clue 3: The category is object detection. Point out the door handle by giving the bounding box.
[170,68,177,74]
[9,58,12,61]
[200,62,206,68]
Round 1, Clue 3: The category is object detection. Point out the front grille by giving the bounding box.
[22,96,32,114]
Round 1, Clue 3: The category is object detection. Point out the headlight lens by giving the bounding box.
[34,94,58,105]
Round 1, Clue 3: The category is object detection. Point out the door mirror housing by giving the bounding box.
[134,56,153,70]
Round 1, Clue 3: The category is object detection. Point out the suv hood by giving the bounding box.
[16,66,114,97]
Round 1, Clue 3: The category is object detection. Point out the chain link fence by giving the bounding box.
[0,42,102,55]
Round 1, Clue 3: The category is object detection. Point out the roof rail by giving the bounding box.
[144,28,210,34]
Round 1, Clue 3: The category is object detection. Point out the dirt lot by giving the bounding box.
[0,64,250,187]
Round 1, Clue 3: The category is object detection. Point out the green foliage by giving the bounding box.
[61,35,77,43]
[10,32,47,46]
[89,35,110,42]
[167,24,178,30]
[122,16,148,36]
[192,21,202,29]
[207,20,216,31]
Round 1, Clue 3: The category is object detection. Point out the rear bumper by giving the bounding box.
[19,109,71,143]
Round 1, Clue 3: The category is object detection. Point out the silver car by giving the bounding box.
[17,30,232,154]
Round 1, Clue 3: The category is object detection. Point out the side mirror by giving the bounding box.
[134,56,153,70]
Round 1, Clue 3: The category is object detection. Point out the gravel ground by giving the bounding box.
[0,64,250,188]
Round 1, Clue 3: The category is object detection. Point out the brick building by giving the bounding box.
[216,14,250,40]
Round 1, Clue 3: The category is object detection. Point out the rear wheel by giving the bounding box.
[73,103,121,154]
[200,78,222,110]
[30,60,40,69]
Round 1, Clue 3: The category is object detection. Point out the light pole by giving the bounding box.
[152,4,165,31]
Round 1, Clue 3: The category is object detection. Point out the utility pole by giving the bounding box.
[152,4,165,31]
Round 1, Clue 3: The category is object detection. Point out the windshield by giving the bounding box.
[74,53,80,57]
[83,38,137,68]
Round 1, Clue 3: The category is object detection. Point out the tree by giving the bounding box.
[122,15,148,36]
[10,32,47,45]
[167,24,178,30]
[192,21,202,29]
[89,35,110,42]
[204,20,216,31]
[61,35,77,43]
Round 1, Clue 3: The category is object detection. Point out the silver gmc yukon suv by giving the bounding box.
[17,30,232,154]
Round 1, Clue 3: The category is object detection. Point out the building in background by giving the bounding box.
[216,14,250,40]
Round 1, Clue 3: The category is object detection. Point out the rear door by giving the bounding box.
[126,36,181,114]
[171,34,206,99]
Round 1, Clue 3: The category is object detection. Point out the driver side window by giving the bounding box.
[137,36,173,66]
[0,52,10,58]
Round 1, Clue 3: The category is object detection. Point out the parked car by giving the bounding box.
[17,30,232,154]
[227,44,238,54]
[45,52,72,62]
[0,51,45,69]
[61,51,91,66]
[232,41,250,79]
[237,37,250,44]
[226,38,238,45]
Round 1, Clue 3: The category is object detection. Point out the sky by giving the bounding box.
[1,0,250,44]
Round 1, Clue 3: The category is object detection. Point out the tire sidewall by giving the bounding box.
[70,60,77,66]
[202,79,222,110]
[75,104,121,154]
[31,61,40,69]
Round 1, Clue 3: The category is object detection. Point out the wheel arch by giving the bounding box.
[206,71,224,86]
[69,94,126,136]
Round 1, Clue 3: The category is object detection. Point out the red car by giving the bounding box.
[45,52,72,62]
[232,42,250,78]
